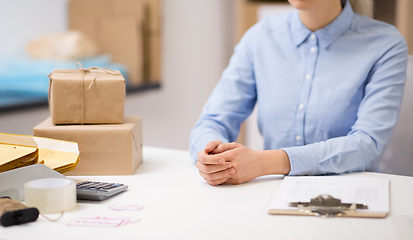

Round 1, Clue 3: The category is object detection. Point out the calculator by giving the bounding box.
[76,181,128,201]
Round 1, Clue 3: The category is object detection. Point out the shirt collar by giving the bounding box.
[290,0,354,49]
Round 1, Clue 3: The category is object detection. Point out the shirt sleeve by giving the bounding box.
[283,30,408,175]
[189,22,262,160]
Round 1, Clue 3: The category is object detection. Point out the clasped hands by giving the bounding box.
[196,140,291,186]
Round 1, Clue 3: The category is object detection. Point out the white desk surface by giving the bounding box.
[2,146,413,240]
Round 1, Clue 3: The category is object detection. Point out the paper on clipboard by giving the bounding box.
[268,176,389,218]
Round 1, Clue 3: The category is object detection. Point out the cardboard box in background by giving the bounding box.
[101,17,143,86]
[143,0,160,31]
[143,0,161,82]
[48,70,125,125]
[68,0,161,85]
[148,35,161,81]
[33,117,143,175]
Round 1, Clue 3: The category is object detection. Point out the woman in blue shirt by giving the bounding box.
[190,0,408,185]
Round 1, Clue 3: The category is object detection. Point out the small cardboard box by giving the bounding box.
[48,68,125,125]
[33,116,142,175]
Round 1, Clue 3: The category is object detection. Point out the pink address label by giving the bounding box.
[67,215,141,228]
[108,204,144,211]
[68,218,125,227]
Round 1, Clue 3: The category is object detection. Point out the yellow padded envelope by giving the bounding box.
[0,133,79,174]
[0,134,38,172]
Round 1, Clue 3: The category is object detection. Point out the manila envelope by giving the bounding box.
[0,133,80,174]
[0,134,38,173]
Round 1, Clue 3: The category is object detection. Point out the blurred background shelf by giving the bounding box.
[0,91,48,113]
[0,0,162,113]
[0,82,160,114]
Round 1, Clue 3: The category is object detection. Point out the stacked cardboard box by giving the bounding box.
[48,69,126,124]
[68,0,161,86]
[34,117,142,175]
[34,66,143,175]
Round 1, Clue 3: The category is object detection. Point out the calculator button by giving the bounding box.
[76,182,91,186]
[79,181,91,184]
[102,184,114,188]
[76,181,128,201]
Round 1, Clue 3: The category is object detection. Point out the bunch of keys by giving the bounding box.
[289,194,368,217]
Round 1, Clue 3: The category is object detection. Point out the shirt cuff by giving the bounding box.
[282,145,318,176]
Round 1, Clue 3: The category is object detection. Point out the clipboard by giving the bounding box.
[268,176,389,218]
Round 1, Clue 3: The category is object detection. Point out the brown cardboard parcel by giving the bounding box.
[49,69,125,125]
[33,117,142,175]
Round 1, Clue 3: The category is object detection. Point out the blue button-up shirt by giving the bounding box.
[189,1,408,175]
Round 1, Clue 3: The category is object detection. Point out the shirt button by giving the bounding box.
[310,33,316,40]
[298,104,304,109]
[310,47,316,53]
[305,74,311,80]
[296,135,302,141]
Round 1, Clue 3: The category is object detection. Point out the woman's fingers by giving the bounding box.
[199,168,235,182]
[211,142,240,154]
[198,154,225,165]
[197,149,225,164]
[196,141,243,186]
[196,160,232,174]
[204,140,222,153]
[205,176,231,186]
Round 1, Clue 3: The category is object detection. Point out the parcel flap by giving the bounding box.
[34,137,80,173]
[0,133,37,148]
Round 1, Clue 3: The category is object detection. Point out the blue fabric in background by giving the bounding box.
[0,55,127,95]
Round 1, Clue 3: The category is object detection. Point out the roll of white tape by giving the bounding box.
[24,178,76,214]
